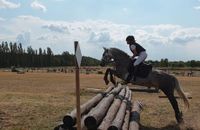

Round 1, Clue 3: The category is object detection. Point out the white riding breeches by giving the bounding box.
[133,51,147,66]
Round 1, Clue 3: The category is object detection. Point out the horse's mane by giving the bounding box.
[110,48,130,59]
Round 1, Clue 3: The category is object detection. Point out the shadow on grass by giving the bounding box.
[130,88,160,93]
[54,123,195,130]
[140,123,194,130]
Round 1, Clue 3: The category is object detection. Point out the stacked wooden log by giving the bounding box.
[54,84,143,130]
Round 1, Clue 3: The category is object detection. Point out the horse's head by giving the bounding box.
[100,47,113,67]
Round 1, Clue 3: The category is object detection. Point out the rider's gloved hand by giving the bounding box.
[130,56,135,60]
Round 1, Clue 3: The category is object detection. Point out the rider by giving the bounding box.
[126,35,147,82]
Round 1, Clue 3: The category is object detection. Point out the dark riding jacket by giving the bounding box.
[129,42,146,56]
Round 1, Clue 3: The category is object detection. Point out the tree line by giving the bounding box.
[147,58,200,68]
[1,41,200,68]
[0,41,100,68]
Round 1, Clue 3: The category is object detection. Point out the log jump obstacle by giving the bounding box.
[54,83,143,130]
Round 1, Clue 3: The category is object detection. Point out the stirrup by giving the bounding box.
[125,74,132,83]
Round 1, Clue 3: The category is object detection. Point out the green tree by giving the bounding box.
[160,58,168,67]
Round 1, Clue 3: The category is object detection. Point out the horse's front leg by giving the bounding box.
[104,68,110,85]
[109,69,118,86]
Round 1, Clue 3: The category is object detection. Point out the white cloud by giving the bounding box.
[169,28,200,44]
[53,0,64,1]
[16,15,42,22]
[88,32,112,43]
[134,29,169,46]
[185,40,200,56]
[0,0,20,9]
[0,17,5,21]
[37,35,58,41]
[42,24,70,33]
[31,0,47,12]
[1,15,200,60]
[143,24,181,33]
[16,31,31,45]
[122,8,128,12]
[194,6,200,10]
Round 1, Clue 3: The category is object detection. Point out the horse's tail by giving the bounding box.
[174,77,190,109]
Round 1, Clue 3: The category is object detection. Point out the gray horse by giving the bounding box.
[100,47,189,123]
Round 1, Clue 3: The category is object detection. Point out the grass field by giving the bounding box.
[0,71,199,130]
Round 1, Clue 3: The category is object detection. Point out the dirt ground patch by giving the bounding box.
[0,72,199,130]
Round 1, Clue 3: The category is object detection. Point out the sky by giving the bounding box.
[0,0,200,61]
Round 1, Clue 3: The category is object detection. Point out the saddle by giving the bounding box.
[128,59,152,78]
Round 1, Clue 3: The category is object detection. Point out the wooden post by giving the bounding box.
[74,41,81,130]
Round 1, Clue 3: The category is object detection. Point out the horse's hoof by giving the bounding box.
[104,80,109,85]
[111,80,116,85]
[176,112,184,124]
[111,82,117,86]
[178,118,184,124]
[122,81,128,85]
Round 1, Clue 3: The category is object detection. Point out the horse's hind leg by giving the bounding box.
[168,93,183,123]
[161,87,183,123]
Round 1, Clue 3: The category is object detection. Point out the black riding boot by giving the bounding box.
[125,73,133,83]
[133,65,139,81]
[125,62,134,83]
